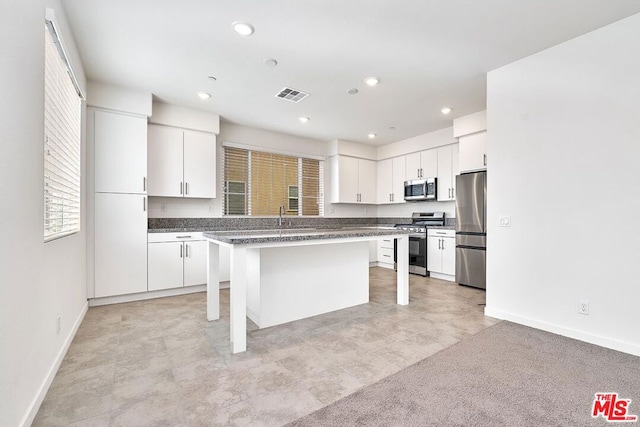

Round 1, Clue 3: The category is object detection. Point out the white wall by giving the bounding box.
[377,127,454,160]
[0,1,89,426]
[148,122,374,218]
[485,13,640,356]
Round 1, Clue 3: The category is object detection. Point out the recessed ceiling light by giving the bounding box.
[232,21,254,36]
[347,88,359,95]
[264,58,278,67]
[197,92,211,100]
[441,107,453,114]
[364,77,380,87]
[367,133,377,139]
[299,117,310,123]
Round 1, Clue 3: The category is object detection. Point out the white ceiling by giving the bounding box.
[61,1,640,146]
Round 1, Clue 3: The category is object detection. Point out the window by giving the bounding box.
[44,19,83,241]
[287,185,298,212]
[222,145,323,216]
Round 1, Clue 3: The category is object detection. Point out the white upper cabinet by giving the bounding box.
[147,124,216,198]
[183,130,216,198]
[454,110,487,173]
[437,143,459,201]
[376,158,393,204]
[377,156,406,204]
[405,149,438,180]
[147,125,183,197]
[331,156,376,203]
[94,109,147,194]
[357,158,377,204]
[458,131,487,173]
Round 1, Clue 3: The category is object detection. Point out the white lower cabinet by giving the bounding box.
[377,238,395,268]
[427,229,455,278]
[184,240,207,286]
[148,242,184,291]
[95,193,148,297]
[148,233,207,291]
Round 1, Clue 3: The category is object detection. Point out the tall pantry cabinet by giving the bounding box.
[91,108,148,298]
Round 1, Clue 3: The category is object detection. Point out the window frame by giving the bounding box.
[43,14,84,242]
[222,143,324,217]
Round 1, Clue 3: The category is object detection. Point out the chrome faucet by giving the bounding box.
[278,206,285,227]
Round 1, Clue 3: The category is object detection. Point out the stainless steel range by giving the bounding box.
[395,212,445,276]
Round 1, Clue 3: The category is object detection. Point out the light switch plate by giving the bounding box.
[499,215,511,227]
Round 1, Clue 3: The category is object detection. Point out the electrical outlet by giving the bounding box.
[499,215,511,227]
[579,300,589,315]
[56,315,61,334]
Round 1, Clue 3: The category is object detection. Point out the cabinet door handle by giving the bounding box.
[441,239,445,250]
[452,188,455,198]
[483,154,487,166]
[185,244,189,258]
[180,244,183,258]
[180,182,183,195]
[143,177,146,192]
[185,182,189,195]
[176,235,192,239]
[143,197,146,212]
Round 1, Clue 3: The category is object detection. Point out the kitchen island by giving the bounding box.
[204,227,410,353]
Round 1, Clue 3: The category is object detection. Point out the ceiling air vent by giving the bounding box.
[276,87,309,103]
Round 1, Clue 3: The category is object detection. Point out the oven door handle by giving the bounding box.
[409,233,426,239]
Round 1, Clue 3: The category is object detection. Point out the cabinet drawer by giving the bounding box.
[379,247,394,261]
[378,238,394,250]
[427,229,454,238]
[148,231,204,243]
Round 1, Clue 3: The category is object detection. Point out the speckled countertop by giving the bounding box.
[147,217,456,233]
[202,227,410,245]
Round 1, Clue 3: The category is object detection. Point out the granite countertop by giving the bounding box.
[148,227,209,233]
[202,227,410,245]
[426,225,456,230]
[149,224,457,233]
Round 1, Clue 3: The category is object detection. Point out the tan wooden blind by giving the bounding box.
[223,145,323,216]
[44,21,82,241]
[222,147,249,215]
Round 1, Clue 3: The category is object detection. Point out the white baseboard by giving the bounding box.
[374,262,395,269]
[89,284,209,306]
[484,307,640,357]
[428,272,455,282]
[21,302,88,427]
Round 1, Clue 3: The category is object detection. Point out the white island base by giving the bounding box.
[205,230,409,354]
[247,241,369,328]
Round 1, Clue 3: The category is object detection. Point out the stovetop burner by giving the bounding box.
[394,212,445,232]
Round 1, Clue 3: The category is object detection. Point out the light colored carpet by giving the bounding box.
[287,321,640,426]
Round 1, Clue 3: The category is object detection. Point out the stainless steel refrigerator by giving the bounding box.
[455,171,486,289]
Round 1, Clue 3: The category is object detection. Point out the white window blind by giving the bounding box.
[222,145,324,216]
[44,21,82,241]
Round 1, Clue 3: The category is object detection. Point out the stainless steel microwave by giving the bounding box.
[404,178,437,201]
